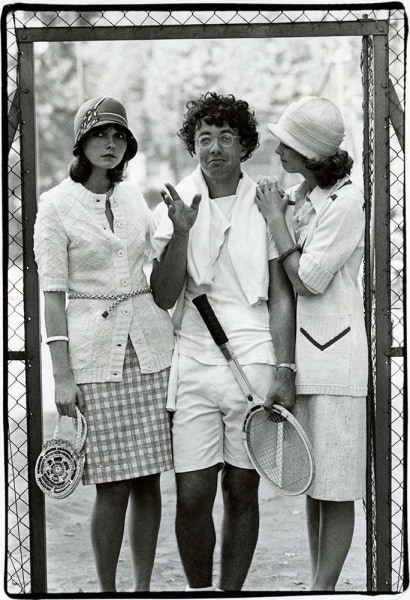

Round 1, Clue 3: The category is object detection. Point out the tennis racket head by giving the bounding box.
[242,403,315,496]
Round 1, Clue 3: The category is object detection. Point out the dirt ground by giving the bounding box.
[43,412,367,597]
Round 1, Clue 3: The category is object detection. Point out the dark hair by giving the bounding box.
[69,124,131,184]
[178,92,259,162]
[305,150,353,188]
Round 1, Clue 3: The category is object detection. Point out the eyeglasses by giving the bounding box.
[195,133,241,149]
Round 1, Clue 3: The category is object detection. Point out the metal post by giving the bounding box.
[17,37,47,593]
[372,32,392,592]
[361,33,377,593]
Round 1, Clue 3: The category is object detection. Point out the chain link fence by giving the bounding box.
[7,7,32,590]
[385,10,406,590]
[4,5,406,595]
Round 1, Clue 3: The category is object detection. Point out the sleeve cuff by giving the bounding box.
[39,279,68,292]
[299,254,334,294]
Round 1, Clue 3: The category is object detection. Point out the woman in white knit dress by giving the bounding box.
[255,97,368,591]
[34,97,175,592]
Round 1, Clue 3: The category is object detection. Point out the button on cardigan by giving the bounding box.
[34,178,174,384]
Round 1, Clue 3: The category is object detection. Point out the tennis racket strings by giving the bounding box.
[243,408,313,495]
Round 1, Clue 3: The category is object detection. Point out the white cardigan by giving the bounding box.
[289,177,368,397]
[34,178,174,383]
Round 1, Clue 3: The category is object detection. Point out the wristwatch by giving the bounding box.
[276,363,297,373]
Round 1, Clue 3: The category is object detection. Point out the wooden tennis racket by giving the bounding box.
[193,293,315,496]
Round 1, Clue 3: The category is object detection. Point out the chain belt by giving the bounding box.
[68,287,151,318]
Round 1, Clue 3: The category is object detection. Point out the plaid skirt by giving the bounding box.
[79,340,173,485]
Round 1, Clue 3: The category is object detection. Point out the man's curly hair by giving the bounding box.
[178,92,259,162]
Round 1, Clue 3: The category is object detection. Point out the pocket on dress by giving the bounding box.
[296,313,352,387]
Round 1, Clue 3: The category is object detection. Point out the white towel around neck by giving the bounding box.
[152,165,270,307]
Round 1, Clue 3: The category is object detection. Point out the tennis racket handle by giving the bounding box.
[193,294,229,346]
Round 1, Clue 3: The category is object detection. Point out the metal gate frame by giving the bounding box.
[4,4,407,595]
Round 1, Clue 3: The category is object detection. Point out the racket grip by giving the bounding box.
[193,294,229,347]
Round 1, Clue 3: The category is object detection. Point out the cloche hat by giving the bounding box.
[268,96,345,160]
[73,96,138,159]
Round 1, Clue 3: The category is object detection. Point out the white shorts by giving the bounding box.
[172,355,276,473]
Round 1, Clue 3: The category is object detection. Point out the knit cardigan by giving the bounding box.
[33,177,174,383]
[288,177,369,397]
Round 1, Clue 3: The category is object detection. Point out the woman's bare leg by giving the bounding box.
[128,474,162,591]
[91,480,131,592]
[310,499,355,591]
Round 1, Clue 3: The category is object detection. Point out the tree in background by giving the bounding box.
[35,41,79,192]
[34,11,103,193]
[34,34,363,196]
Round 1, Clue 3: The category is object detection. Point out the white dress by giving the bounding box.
[292,183,366,501]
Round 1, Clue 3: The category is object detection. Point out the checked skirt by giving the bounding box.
[79,340,173,485]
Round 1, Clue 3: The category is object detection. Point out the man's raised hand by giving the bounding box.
[161,183,201,236]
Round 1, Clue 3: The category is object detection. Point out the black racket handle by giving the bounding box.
[193,294,228,347]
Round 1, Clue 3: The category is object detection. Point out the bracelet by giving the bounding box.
[276,363,297,373]
[278,245,300,263]
[45,336,69,344]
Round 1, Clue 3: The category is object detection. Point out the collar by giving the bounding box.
[294,176,351,214]
[307,185,329,213]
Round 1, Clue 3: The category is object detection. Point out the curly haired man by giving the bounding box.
[150,92,296,592]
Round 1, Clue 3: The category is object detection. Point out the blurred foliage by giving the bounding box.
[35,41,79,190]
[7,11,404,305]
[34,34,363,196]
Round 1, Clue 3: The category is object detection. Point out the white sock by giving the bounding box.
[185,584,216,592]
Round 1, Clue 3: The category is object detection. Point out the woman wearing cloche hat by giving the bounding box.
[256,96,368,591]
[34,97,175,592]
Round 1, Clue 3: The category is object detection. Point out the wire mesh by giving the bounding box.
[361,7,406,592]
[7,8,31,593]
[5,5,406,594]
[386,8,406,592]
[8,7,393,29]
[7,361,31,594]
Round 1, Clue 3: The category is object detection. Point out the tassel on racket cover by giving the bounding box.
[193,293,315,496]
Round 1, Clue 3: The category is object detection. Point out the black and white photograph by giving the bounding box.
[4,1,407,597]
